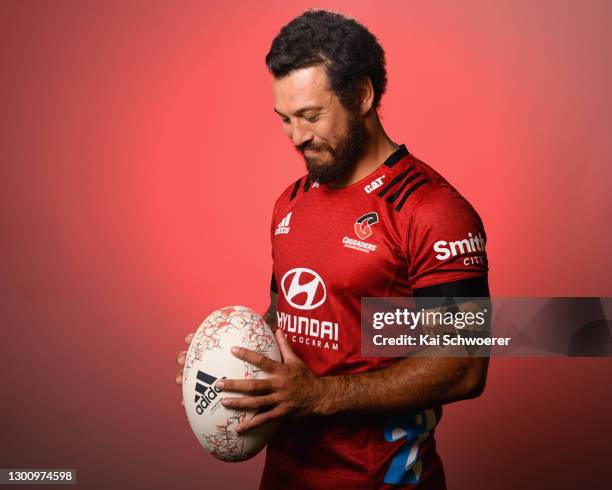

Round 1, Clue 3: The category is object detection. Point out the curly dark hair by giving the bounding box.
[265,9,387,112]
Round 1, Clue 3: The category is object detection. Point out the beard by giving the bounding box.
[298,109,367,186]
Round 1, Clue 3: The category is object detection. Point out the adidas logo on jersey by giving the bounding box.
[194,370,225,415]
[364,175,385,194]
[275,211,292,235]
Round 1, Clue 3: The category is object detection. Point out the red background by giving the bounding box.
[1,0,611,488]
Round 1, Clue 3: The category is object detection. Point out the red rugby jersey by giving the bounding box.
[260,144,489,490]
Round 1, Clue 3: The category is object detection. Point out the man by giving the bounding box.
[176,9,489,489]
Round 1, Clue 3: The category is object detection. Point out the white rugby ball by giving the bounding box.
[182,305,281,462]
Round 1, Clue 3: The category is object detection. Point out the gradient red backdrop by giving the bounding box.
[1,1,611,489]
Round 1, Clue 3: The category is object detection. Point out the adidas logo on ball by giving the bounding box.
[194,370,225,415]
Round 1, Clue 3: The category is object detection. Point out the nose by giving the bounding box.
[289,119,313,148]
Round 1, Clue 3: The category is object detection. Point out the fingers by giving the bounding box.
[235,405,286,433]
[176,350,187,367]
[216,378,271,394]
[230,346,280,373]
[178,369,184,405]
[185,333,194,346]
[221,394,276,410]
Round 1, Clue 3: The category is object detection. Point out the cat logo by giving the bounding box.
[364,175,385,194]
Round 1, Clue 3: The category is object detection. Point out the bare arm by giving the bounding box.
[316,355,488,415]
[314,300,489,415]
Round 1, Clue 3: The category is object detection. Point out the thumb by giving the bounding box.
[275,328,300,363]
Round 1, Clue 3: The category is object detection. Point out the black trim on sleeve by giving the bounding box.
[394,178,430,212]
[385,172,423,203]
[270,272,278,293]
[413,276,490,298]
[413,276,490,311]
[377,166,414,198]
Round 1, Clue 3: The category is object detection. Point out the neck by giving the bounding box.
[328,114,399,189]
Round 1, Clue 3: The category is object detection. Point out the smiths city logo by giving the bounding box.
[343,212,379,253]
[281,267,326,310]
[275,211,292,235]
[194,370,225,415]
[433,231,486,266]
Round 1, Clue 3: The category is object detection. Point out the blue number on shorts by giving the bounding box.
[383,408,439,485]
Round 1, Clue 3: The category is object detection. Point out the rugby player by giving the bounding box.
[176,9,490,489]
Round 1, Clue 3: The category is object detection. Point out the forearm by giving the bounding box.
[316,355,488,415]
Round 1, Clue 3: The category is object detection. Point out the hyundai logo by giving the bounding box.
[280,268,326,310]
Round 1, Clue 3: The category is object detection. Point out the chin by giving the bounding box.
[305,153,333,166]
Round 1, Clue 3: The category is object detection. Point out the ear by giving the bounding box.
[359,76,375,116]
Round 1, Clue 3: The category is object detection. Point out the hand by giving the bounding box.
[175,332,195,406]
[218,329,326,433]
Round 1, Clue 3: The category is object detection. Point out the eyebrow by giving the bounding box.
[274,105,323,117]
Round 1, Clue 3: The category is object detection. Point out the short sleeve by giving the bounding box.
[407,187,489,292]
